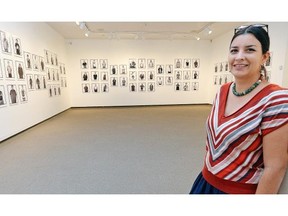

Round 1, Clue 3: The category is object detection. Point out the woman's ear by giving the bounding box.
[262,51,270,64]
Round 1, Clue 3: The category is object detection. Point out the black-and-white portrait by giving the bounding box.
[120,77,127,87]
[4,59,15,79]
[165,76,173,85]
[156,76,164,86]
[147,82,155,92]
[0,85,7,107]
[24,52,32,70]
[138,83,146,92]
[183,82,190,91]
[156,65,164,74]
[100,59,108,69]
[102,83,109,93]
[40,57,45,72]
[129,59,137,69]
[110,65,118,75]
[91,71,99,81]
[138,58,146,69]
[90,59,98,69]
[183,70,191,80]
[0,60,3,78]
[138,71,146,81]
[91,83,100,93]
[192,70,199,79]
[32,54,40,71]
[192,82,199,91]
[129,71,137,81]
[15,60,25,80]
[110,77,118,87]
[175,82,181,91]
[13,36,22,56]
[175,59,182,69]
[18,84,28,103]
[82,83,90,93]
[27,74,34,90]
[147,71,155,81]
[147,59,155,69]
[80,59,89,69]
[34,75,41,90]
[166,64,173,74]
[7,84,18,105]
[175,70,182,80]
[119,64,127,74]
[0,31,12,54]
[192,59,200,68]
[101,72,108,81]
[82,71,89,81]
[183,59,191,68]
[129,83,137,92]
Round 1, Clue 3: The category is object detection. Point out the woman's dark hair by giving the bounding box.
[230,24,270,80]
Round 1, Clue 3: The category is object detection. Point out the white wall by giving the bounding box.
[66,39,212,107]
[0,22,70,141]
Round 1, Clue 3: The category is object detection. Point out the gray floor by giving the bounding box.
[1,104,286,194]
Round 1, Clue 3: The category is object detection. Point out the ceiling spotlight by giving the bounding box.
[207,27,212,35]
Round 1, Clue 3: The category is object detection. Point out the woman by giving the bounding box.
[190,24,288,194]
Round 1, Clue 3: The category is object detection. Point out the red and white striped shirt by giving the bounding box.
[202,83,288,194]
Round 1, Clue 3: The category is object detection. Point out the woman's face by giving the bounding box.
[228,33,269,80]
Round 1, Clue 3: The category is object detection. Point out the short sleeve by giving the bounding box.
[260,89,288,136]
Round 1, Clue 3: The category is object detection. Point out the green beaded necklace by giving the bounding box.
[232,80,261,97]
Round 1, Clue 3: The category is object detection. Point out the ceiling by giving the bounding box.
[47,22,248,41]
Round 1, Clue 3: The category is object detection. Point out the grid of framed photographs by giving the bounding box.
[0,29,68,109]
[80,58,201,93]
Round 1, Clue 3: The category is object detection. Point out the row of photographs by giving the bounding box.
[82,81,200,93]
[81,70,200,82]
[0,30,22,57]
[80,58,201,70]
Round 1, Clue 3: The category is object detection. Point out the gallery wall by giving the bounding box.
[0,22,70,141]
[66,39,212,107]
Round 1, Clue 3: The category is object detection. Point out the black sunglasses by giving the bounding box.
[234,24,269,34]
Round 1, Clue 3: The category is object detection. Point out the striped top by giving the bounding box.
[202,83,288,194]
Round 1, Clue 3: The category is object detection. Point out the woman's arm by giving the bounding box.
[256,123,288,194]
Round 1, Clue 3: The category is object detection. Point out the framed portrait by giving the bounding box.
[32,54,40,71]
[0,85,7,107]
[82,83,90,93]
[101,71,108,81]
[24,51,32,70]
[166,64,173,74]
[192,59,200,68]
[0,30,12,54]
[90,59,98,69]
[174,82,181,91]
[129,58,137,69]
[183,70,191,80]
[7,84,18,105]
[138,83,146,92]
[147,82,155,92]
[147,71,155,81]
[224,61,229,72]
[156,76,164,86]
[183,59,191,69]
[110,65,118,75]
[44,50,50,64]
[18,84,28,103]
[100,59,108,69]
[91,71,99,81]
[213,75,218,85]
[27,74,34,90]
[174,70,182,80]
[82,71,89,81]
[138,71,146,81]
[214,63,218,73]
[129,71,137,81]
[12,36,22,56]
[129,83,137,92]
[39,57,45,72]
[192,70,199,79]
[183,82,190,91]
[147,59,155,69]
[42,75,47,89]
[119,64,127,74]
[4,58,15,79]
[110,77,118,87]
[91,83,100,93]
[156,65,164,74]
[175,59,182,69]
[165,76,173,85]
[48,85,54,97]
[15,60,25,80]
[80,59,89,69]
[138,58,146,69]
[192,82,199,91]
[34,75,41,90]
[101,83,109,93]
[120,77,128,87]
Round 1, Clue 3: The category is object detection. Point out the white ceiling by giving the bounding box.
[47,22,248,40]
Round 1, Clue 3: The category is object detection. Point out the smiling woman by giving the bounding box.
[190,24,288,194]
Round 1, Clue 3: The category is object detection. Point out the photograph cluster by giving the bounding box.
[80,58,201,93]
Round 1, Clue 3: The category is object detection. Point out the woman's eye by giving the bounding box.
[230,49,238,53]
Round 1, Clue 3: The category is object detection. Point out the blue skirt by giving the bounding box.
[189,172,226,194]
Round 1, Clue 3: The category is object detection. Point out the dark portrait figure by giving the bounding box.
[2,34,9,52]
[18,63,24,79]
[10,85,17,104]
[0,91,4,105]
[14,38,21,55]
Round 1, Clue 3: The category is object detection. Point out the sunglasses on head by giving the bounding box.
[234,24,269,34]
